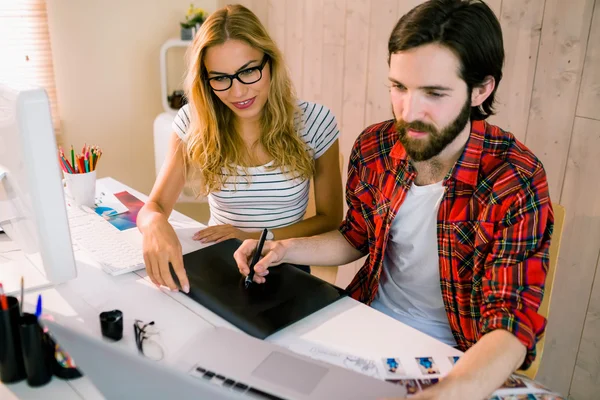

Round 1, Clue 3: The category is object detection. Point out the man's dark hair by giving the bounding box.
[389,0,504,121]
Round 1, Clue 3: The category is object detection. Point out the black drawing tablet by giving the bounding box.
[172,239,347,339]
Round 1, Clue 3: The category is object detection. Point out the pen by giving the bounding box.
[245,228,268,289]
[35,294,42,318]
[20,276,24,315]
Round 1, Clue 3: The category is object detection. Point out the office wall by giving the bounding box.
[221,0,600,398]
[46,0,218,195]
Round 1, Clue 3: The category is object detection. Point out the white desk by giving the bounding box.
[0,178,462,399]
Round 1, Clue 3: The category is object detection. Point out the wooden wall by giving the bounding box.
[218,1,600,398]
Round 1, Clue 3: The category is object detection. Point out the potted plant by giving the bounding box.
[180,4,207,41]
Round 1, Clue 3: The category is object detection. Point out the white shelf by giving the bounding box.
[160,39,192,113]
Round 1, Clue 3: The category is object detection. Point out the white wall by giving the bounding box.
[46,0,217,194]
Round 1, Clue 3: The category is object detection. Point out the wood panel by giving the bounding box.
[251,0,269,26]
[571,247,600,399]
[484,0,503,18]
[301,0,324,103]
[323,0,346,46]
[537,117,600,395]
[228,0,254,12]
[267,0,286,53]
[337,0,372,284]
[488,0,544,142]
[570,3,600,397]
[216,0,268,30]
[284,0,304,89]
[364,0,397,126]
[321,44,345,129]
[524,0,595,201]
[576,0,600,120]
[339,0,370,158]
[320,0,346,127]
[397,0,429,19]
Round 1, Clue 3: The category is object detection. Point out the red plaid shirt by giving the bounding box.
[339,119,553,369]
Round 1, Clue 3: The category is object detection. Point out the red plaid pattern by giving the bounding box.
[339,119,554,369]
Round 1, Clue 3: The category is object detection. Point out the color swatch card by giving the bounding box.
[94,183,129,217]
[101,191,145,231]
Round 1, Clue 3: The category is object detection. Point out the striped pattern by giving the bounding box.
[339,119,554,369]
[172,100,339,230]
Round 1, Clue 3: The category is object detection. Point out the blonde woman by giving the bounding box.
[137,5,342,292]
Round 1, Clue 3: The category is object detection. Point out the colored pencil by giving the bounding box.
[60,144,102,174]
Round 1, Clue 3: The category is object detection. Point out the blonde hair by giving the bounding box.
[183,4,313,196]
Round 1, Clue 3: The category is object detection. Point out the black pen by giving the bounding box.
[245,228,268,288]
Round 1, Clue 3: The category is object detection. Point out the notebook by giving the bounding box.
[172,239,347,339]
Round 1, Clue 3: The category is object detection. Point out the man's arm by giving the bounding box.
[478,165,553,370]
[281,230,364,266]
[409,330,525,400]
[234,230,364,283]
[412,167,553,400]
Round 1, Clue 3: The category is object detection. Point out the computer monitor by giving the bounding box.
[0,83,77,294]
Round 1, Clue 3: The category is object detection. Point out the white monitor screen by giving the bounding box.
[0,83,76,294]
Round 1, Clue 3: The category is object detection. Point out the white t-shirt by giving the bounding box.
[371,181,457,346]
[172,100,340,230]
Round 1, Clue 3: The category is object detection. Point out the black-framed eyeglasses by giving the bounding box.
[206,56,269,91]
[133,319,164,361]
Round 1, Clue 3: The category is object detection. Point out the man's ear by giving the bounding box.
[471,76,495,107]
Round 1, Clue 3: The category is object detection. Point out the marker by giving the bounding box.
[35,294,42,318]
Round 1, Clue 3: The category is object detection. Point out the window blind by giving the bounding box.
[0,0,61,133]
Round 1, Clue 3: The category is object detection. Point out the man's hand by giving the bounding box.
[379,378,454,400]
[233,239,288,284]
[381,391,440,400]
[382,330,526,400]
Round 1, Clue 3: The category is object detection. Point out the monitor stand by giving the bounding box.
[0,236,53,295]
[0,171,54,295]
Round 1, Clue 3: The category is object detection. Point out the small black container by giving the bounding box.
[0,296,26,383]
[99,309,123,341]
[19,313,53,387]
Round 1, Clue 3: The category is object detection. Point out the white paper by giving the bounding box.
[281,338,384,379]
[94,183,129,216]
[174,226,212,255]
[278,339,565,399]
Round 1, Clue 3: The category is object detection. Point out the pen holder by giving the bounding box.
[19,313,53,387]
[63,170,97,208]
[0,296,26,383]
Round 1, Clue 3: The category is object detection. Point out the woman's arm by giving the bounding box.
[137,132,186,228]
[136,132,190,292]
[269,140,343,240]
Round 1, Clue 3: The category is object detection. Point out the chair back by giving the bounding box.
[519,203,566,379]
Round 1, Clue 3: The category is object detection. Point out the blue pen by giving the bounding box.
[35,294,42,318]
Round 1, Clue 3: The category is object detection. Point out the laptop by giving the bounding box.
[173,239,348,339]
[43,319,406,400]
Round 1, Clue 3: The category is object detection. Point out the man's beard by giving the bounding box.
[394,98,471,162]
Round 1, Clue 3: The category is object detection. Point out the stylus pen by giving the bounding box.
[245,228,269,288]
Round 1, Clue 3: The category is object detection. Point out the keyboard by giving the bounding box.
[67,205,146,276]
[190,364,285,400]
